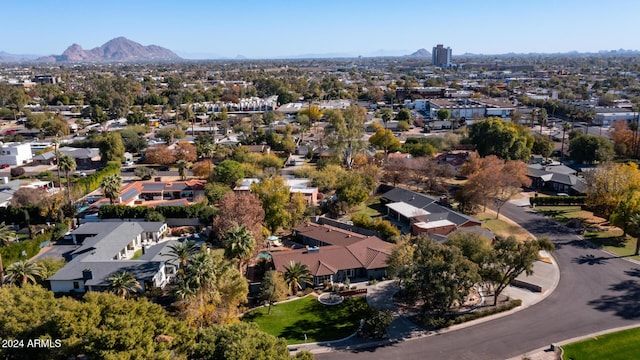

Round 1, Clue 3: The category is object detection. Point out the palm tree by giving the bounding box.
[168,240,198,269]
[106,271,142,298]
[223,225,256,274]
[176,160,190,181]
[0,222,16,285]
[58,154,76,202]
[283,260,313,295]
[5,261,42,286]
[561,122,572,162]
[101,174,122,204]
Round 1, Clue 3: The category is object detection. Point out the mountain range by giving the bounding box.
[1,38,639,62]
[34,37,181,63]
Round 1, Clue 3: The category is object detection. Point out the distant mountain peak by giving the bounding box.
[41,37,181,63]
[408,48,431,58]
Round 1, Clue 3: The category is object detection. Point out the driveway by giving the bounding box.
[318,203,640,360]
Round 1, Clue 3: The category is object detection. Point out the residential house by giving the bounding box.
[234,176,319,205]
[32,147,100,169]
[0,179,55,207]
[48,221,174,294]
[527,163,587,195]
[0,142,32,166]
[270,222,393,286]
[381,187,482,236]
[89,179,207,209]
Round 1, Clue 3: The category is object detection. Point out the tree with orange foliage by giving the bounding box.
[213,192,265,244]
[145,145,175,165]
[174,142,197,162]
[460,155,531,217]
[191,160,214,179]
[609,120,635,158]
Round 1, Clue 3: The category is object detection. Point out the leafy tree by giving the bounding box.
[468,117,534,161]
[287,192,308,228]
[101,174,122,205]
[531,135,554,158]
[359,309,393,339]
[629,213,640,255]
[4,259,40,287]
[215,159,245,187]
[145,210,165,222]
[437,109,451,121]
[126,109,148,125]
[174,142,197,162]
[390,236,480,316]
[192,160,214,179]
[396,120,410,132]
[213,192,264,243]
[569,133,614,164]
[396,108,412,122]
[259,270,288,314]
[119,128,147,154]
[106,271,142,298]
[134,166,156,180]
[155,127,185,143]
[204,182,231,204]
[336,172,372,207]
[485,236,554,305]
[58,153,76,202]
[283,260,313,295]
[585,162,640,220]
[251,176,291,233]
[144,145,176,165]
[460,156,531,217]
[380,108,394,127]
[323,105,366,169]
[223,225,256,274]
[192,322,289,360]
[99,132,125,164]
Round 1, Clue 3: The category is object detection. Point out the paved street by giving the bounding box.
[317,203,640,360]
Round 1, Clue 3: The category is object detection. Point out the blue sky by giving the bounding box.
[3,0,640,59]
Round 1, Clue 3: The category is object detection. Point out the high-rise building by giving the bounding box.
[432,44,452,67]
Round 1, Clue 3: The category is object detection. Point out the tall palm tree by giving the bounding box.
[561,122,572,162]
[201,143,216,176]
[223,225,256,274]
[283,260,313,295]
[106,271,142,298]
[176,160,190,181]
[101,174,122,204]
[168,240,198,269]
[5,260,42,286]
[58,153,76,202]
[0,222,16,286]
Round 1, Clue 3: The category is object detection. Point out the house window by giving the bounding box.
[73,281,80,289]
[345,269,355,278]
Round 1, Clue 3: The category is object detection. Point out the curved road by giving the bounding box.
[318,203,640,360]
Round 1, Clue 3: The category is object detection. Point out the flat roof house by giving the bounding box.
[48,221,173,294]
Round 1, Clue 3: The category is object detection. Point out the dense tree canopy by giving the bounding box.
[569,133,614,164]
[468,117,534,161]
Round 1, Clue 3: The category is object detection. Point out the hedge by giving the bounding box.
[98,203,215,222]
[75,164,121,195]
[0,231,52,266]
[530,196,586,206]
[453,299,522,325]
[0,206,47,227]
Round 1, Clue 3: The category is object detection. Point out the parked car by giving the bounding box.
[0,164,10,169]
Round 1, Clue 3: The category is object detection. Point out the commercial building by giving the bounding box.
[432,44,452,67]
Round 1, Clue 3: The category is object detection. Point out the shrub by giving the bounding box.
[359,309,393,339]
[10,167,25,178]
[0,231,51,266]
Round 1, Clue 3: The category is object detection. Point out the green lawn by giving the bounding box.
[562,326,640,360]
[242,296,369,345]
[131,249,143,259]
[351,195,385,219]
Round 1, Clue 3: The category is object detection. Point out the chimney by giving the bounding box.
[82,269,93,281]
